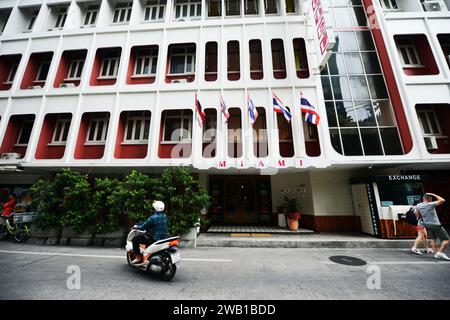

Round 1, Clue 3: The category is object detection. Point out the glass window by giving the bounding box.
[336,32,359,52]
[355,101,376,127]
[349,76,370,100]
[144,0,166,21]
[271,39,286,79]
[356,31,375,51]
[360,128,383,155]
[380,128,403,155]
[331,76,351,100]
[378,181,423,207]
[325,102,338,127]
[373,100,396,126]
[361,52,381,74]
[84,5,99,26]
[17,120,34,145]
[6,64,18,83]
[328,53,346,75]
[249,40,263,79]
[86,116,109,143]
[67,59,85,80]
[227,41,240,80]
[99,51,121,78]
[123,111,151,143]
[112,2,132,24]
[169,45,196,74]
[174,0,201,19]
[285,0,296,13]
[293,38,308,73]
[134,47,158,76]
[208,0,221,17]
[367,75,388,99]
[321,77,333,100]
[245,0,259,15]
[205,42,218,80]
[265,0,278,14]
[54,7,67,29]
[341,128,363,155]
[27,9,39,31]
[330,129,342,154]
[336,101,357,127]
[163,110,192,141]
[36,61,51,81]
[344,53,364,75]
[225,0,241,16]
[51,115,71,143]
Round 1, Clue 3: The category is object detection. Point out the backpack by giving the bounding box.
[405,207,420,226]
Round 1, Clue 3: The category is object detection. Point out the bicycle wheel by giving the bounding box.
[0,222,8,240]
[14,224,29,243]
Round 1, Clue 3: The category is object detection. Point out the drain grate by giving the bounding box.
[329,255,367,266]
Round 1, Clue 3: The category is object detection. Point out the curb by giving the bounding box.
[196,239,414,249]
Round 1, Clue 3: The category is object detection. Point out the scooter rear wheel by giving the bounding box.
[159,263,177,281]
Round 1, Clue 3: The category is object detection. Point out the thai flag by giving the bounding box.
[300,92,320,126]
[195,93,205,128]
[247,94,259,126]
[272,92,292,122]
[220,96,230,123]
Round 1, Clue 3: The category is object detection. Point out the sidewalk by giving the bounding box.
[197,232,415,248]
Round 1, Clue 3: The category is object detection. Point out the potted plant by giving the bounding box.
[283,196,301,231]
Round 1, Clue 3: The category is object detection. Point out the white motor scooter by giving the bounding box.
[125,228,181,281]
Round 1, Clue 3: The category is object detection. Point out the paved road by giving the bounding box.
[0,242,449,300]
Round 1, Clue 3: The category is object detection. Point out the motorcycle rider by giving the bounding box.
[131,200,168,264]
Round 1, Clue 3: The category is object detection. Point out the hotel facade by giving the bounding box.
[0,0,449,238]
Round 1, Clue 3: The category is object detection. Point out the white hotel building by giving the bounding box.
[0,0,449,238]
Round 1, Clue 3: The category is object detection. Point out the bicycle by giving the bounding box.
[0,212,37,242]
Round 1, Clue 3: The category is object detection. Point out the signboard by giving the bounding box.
[311,0,334,68]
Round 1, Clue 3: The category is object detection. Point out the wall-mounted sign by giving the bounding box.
[311,0,334,68]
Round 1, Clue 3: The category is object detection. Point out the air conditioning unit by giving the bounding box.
[422,0,446,11]
[1,153,21,160]
[60,82,76,88]
[424,136,439,150]
[28,85,42,89]
[171,79,188,83]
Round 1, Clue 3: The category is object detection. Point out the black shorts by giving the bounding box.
[423,224,450,241]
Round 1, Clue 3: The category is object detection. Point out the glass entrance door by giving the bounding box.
[224,182,257,223]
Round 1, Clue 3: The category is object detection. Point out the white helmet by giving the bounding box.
[153,200,165,212]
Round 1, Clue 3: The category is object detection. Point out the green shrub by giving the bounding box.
[31,168,92,233]
[151,167,210,236]
[89,178,124,234]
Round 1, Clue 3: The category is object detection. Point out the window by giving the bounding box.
[169,46,195,75]
[397,37,422,67]
[51,116,71,144]
[134,48,158,76]
[208,0,221,17]
[418,109,442,136]
[67,59,85,80]
[163,110,192,142]
[437,34,450,69]
[86,117,109,143]
[0,10,11,33]
[205,42,218,81]
[113,2,132,24]
[245,0,259,14]
[293,38,308,74]
[380,0,399,10]
[174,0,201,19]
[84,5,99,26]
[54,7,68,29]
[99,51,120,78]
[144,0,166,21]
[17,120,34,145]
[5,64,18,84]
[249,39,263,79]
[36,61,51,82]
[285,0,296,13]
[27,10,39,31]
[226,0,241,15]
[227,41,240,80]
[123,111,151,143]
[271,39,286,79]
[264,0,278,14]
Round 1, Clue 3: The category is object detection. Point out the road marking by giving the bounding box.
[325,261,449,265]
[0,249,232,262]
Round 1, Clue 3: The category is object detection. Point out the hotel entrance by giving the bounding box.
[208,175,273,225]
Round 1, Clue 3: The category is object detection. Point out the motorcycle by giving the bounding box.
[125,227,181,281]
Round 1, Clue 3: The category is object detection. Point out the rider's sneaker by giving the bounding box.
[425,248,434,254]
[411,248,423,255]
[131,257,143,264]
[436,251,450,261]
